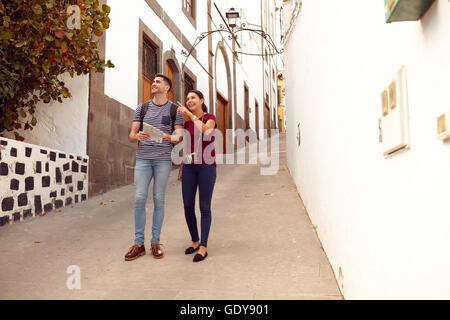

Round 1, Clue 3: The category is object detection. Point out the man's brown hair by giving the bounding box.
[153,73,172,91]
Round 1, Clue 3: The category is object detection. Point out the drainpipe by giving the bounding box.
[208,0,214,114]
[232,29,237,150]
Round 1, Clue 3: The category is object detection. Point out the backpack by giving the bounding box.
[138,100,179,144]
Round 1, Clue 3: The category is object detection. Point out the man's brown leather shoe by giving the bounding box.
[151,243,164,259]
[125,244,145,261]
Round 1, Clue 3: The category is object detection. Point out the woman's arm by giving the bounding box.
[191,118,215,134]
[176,102,215,134]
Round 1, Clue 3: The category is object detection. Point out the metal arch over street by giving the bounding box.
[181,24,284,67]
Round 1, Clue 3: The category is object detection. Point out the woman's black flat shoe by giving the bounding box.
[193,252,208,262]
[185,245,200,254]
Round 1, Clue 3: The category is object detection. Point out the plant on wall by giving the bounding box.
[0,0,114,140]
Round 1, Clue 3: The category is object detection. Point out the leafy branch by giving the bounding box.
[0,0,114,140]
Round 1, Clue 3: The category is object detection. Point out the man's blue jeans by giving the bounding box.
[134,158,172,245]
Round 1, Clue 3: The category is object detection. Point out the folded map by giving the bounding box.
[142,122,163,143]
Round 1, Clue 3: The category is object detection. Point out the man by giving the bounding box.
[125,73,184,261]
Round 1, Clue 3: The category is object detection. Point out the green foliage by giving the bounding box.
[0,0,114,140]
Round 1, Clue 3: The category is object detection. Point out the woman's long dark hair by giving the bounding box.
[187,90,208,113]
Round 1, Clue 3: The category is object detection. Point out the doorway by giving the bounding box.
[264,103,270,138]
[244,84,249,131]
[273,109,276,130]
[166,61,175,102]
[216,91,229,153]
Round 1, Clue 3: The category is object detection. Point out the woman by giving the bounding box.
[177,90,216,262]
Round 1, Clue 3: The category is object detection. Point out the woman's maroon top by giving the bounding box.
[184,113,216,165]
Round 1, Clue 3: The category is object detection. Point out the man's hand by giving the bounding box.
[136,131,150,141]
[162,132,172,142]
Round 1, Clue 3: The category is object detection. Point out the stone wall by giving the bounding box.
[0,137,88,227]
[87,93,137,196]
[87,2,138,196]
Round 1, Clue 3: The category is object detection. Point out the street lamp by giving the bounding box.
[225,8,240,30]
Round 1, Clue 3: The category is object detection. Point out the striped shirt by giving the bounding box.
[133,100,184,160]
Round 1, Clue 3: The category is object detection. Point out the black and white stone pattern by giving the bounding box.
[0,137,88,227]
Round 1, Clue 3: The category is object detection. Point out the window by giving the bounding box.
[143,37,158,80]
[142,36,159,101]
[182,0,196,28]
[184,73,195,102]
[183,0,194,17]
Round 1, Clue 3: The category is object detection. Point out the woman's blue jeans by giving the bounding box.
[182,164,216,248]
[134,158,172,245]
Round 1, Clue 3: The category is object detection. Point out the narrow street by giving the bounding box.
[0,134,342,300]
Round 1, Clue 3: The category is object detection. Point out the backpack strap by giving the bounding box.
[170,102,178,133]
[138,101,150,145]
[139,101,150,131]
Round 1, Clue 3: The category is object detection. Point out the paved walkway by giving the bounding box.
[0,134,342,300]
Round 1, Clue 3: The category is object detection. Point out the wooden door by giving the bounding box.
[264,103,270,138]
[166,61,175,102]
[216,92,228,153]
[273,111,276,130]
[143,76,153,102]
[244,85,249,131]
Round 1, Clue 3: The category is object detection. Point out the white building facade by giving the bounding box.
[104,0,281,145]
[1,0,282,226]
[97,0,282,193]
[284,0,450,298]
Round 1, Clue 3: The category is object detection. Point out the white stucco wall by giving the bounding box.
[285,0,450,299]
[215,49,229,98]
[105,0,210,110]
[104,0,278,137]
[3,73,89,156]
[213,0,278,134]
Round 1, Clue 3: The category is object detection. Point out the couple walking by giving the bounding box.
[125,74,216,263]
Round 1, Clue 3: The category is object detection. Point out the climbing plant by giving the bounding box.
[0,0,114,140]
